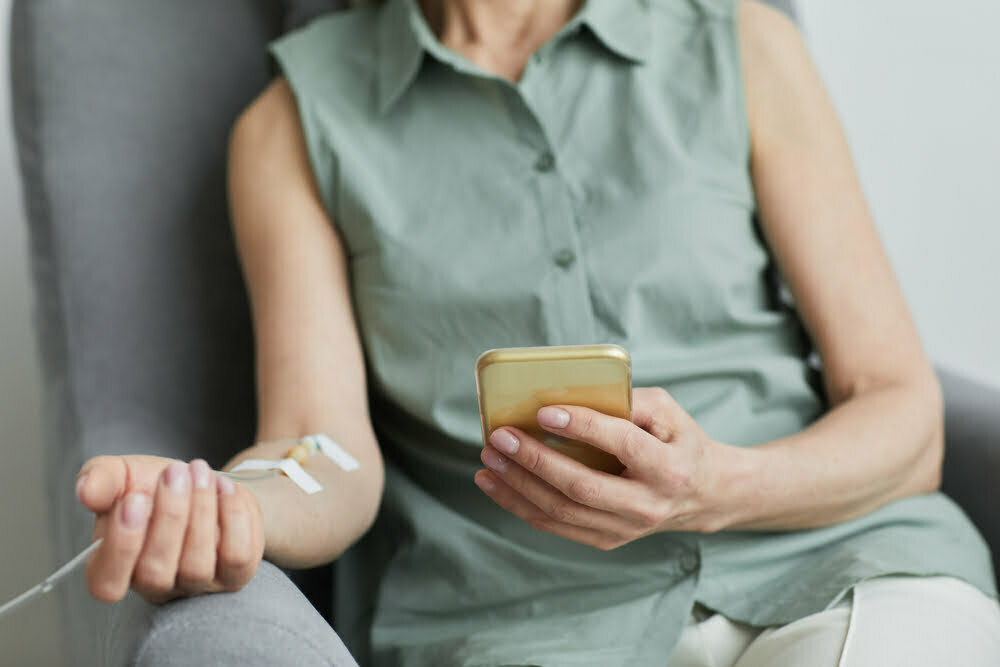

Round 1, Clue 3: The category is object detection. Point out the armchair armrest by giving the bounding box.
[104,561,356,666]
[939,368,1000,582]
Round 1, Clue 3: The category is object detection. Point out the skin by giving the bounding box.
[418,0,582,80]
[76,0,942,602]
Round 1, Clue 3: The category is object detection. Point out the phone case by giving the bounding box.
[475,344,632,474]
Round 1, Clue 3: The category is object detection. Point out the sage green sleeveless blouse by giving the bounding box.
[271,1,996,664]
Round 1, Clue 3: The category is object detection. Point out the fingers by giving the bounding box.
[474,470,633,551]
[536,404,661,471]
[215,476,263,591]
[132,461,194,602]
[86,491,152,603]
[479,445,637,533]
[175,460,218,593]
[478,389,716,547]
[76,454,173,513]
[76,456,129,513]
[482,430,652,522]
[82,457,263,605]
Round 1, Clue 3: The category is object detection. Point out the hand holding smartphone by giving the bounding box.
[475,344,632,474]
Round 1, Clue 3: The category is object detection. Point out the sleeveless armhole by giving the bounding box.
[269,26,340,218]
[723,0,754,188]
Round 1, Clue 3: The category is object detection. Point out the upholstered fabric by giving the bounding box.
[108,562,357,666]
[940,369,1000,581]
[12,1,284,662]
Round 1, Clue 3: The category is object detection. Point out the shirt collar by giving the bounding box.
[579,0,651,65]
[376,0,651,115]
[376,0,426,116]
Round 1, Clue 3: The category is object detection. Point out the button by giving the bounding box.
[679,551,700,573]
[532,51,545,66]
[534,151,556,173]
[552,248,576,268]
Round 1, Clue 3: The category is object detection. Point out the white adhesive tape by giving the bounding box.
[311,434,361,472]
[231,459,322,495]
[277,459,323,495]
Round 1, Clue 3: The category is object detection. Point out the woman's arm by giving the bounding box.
[730,0,942,528]
[473,1,942,544]
[76,79,384,604]
[227,77,384,566]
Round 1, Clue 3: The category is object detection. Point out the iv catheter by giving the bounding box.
[0,434,359,620]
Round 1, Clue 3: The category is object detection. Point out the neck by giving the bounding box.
[418,0,582,80]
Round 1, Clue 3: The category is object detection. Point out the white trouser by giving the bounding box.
[668,576,1000,667]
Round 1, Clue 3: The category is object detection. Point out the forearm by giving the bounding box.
[228,79,388,569]
[716,375,943,531]
[224,433,384,569]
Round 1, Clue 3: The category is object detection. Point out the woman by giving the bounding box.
[75,0,1000,664]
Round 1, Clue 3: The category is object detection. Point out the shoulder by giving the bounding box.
[737,1,828,143]
[643,0,802,39]
[738,1,812,84]
[229,79,315,205]
[232,79,299,154]
[270,6,381,101]
[645,0,730,23]
[273,6,381,62]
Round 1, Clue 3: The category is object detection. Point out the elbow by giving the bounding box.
[844,366,944,497]
[356,456,386,539]
[918,424,944,495]
[332,453,385,561]
[913,371,945,495]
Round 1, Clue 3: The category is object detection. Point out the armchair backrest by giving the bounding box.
[10,1,340,661]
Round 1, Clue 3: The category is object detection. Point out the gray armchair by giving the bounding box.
[10,0,997,665]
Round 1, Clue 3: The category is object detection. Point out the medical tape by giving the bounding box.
[230,458,323,495]
[308,434,361,471]
[228,434,359,493]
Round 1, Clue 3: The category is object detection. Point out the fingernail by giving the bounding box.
[475,473,496,493]
[489,429,520,456]
[217,475,236,495]
[164,461,190,494]
[122,494,151,530]
[538,407,570,428]
[75,473,89,502]
[190,459,213,489]
[482,448,509,473]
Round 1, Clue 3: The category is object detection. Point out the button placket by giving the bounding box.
[500,83,594,343]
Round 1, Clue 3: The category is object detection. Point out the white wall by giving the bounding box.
[799,0,1000,385]
[0,2,996,665]
[0,0,64,662]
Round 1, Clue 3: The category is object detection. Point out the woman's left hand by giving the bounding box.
[475,387,738,549]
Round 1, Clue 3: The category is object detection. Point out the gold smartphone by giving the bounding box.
[475,344,632,474]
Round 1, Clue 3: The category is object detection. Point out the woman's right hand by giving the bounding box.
[75,455,264,604]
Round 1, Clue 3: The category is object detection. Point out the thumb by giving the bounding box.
[75,456,128,513]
